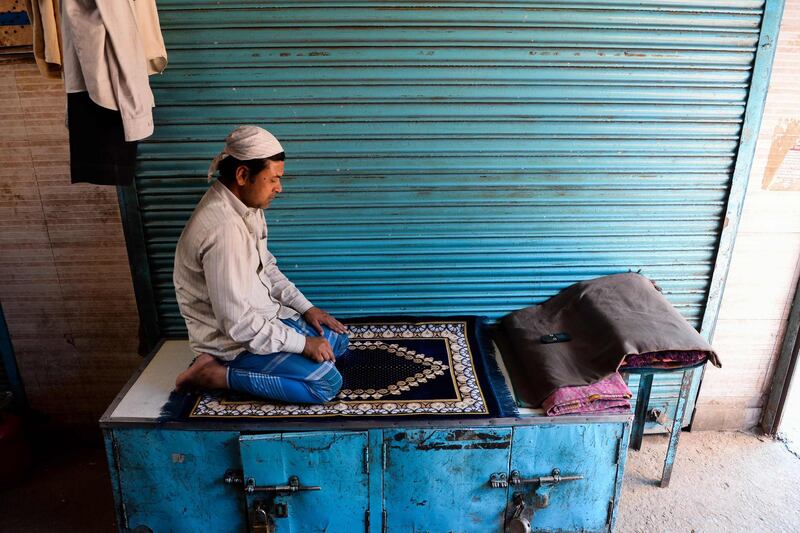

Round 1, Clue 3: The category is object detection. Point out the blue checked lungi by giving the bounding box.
[224,317,349,404]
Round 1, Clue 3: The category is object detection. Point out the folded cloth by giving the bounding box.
[621,350,707,370]
[542,372,632,416]
[500,272,720,407]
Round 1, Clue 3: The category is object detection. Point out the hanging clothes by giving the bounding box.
[67,91,138,186]
[62,0,160,141]
[26,0,167,82]
[24,0,63,79]
[58,0,167,185]
[132,0,168,76]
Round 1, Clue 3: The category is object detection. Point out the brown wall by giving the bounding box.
[0,59,141,428]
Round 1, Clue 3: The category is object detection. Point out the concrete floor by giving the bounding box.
[619,431,800,533]
[0,432,116,533]
[1,429,798,532]
[777,375,800,458]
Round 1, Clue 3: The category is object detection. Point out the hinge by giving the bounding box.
[615,437,622,464]
[607,499,614,526]
[381,509,387,533]
[363,445,370,475]
[381,441,388,470]
[365,509,370,533]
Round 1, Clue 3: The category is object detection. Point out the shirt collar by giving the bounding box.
[212,180,260,219]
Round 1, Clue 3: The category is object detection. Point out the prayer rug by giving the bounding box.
[167,316,517,420]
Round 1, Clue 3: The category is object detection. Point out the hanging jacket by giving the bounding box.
[133,0,167,76]
[61,0,167,141]
[24,0,63,79]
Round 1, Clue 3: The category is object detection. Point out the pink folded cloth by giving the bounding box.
[542,372,632,416]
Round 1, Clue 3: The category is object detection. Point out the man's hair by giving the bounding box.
[217,152,285,185]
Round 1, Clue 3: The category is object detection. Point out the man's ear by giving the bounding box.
[235,165,249,185]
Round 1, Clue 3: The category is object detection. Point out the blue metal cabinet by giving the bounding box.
[383,428,512,531]
[103,423,630,533]
[509,424,628,532]
[239,432,370,532]
[107,429,245,532]
[101,343,631,532]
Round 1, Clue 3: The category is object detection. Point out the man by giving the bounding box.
[173,125,349,404]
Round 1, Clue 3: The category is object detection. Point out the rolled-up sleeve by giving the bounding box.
[95,0,154,141]
[201,224,306,354]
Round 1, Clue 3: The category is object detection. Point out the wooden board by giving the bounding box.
[110,340,194,420]
[0,25,31,47]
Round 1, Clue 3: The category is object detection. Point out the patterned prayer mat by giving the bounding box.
[169,317,517,420]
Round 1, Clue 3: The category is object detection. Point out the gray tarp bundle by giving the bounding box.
[500,273,720,407]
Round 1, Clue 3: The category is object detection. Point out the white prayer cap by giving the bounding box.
[207,125,284,181]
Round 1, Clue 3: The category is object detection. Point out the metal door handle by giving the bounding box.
[490,468,583,488]
[224,470,320,494]
[509,468,583,486]
[507,469,584,510]
[244,475,321,494]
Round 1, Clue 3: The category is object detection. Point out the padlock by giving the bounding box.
[506,492,532,533]
[249,501,275,533]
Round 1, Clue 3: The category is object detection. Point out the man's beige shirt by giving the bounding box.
[174,181,313,361]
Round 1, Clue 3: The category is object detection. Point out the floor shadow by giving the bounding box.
[0,426,116,533]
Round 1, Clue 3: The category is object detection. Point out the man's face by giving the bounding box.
[238,160,284,209]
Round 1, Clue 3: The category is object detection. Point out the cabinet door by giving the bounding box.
[383,428,512,532]
[240,431,370,533]
[510,424,625,532]
[111,429,245,533]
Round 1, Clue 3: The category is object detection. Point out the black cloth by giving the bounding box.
[67,92,137,186]
[499,273,720,407]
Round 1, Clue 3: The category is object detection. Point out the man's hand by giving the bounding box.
[303,306,348,335]
[302,336,335,363]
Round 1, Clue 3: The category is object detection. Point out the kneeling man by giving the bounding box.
[173,125,348,403]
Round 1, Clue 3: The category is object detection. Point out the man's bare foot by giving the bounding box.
[175,354,228,392]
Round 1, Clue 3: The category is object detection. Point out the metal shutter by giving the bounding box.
[133,0,775,422]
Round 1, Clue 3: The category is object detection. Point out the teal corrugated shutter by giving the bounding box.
[136,1,767,419]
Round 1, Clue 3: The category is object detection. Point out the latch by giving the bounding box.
[508,468,582,509]
[491,468,584,533]
[244,475,321,495]
[224,470,321,495]
[224,470,321,532]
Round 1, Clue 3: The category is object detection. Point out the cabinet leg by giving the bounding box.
[630,373,653,451]
[660,370,692,488]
